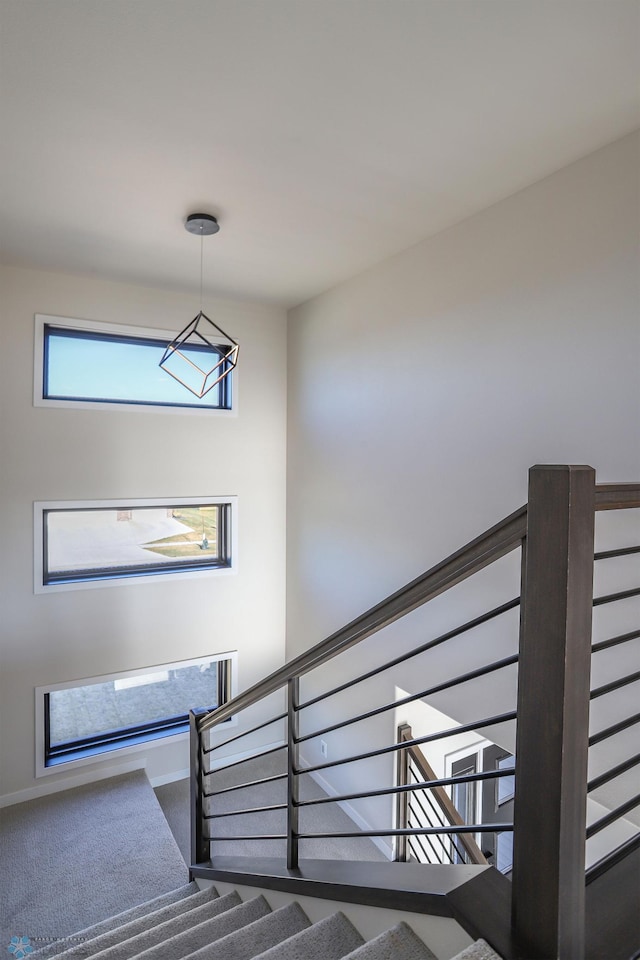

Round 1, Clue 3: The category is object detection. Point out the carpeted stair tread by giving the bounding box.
[83,890,239,960]
[180,901,310,960]
[342,921,437,959]
[252,910,365,959]
[123,895,271,960]
[451,939,503,960]
[38,885,221,960]
[29,880,449,960]
[2,771,188,957]
[31,883,201,959]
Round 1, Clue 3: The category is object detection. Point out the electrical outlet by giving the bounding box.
[320,739,328,758]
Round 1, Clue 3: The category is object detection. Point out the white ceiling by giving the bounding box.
[1,1,638,308]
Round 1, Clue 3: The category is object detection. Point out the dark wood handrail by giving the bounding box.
[199,481,637,734]
[397,724,487,866]
[198,503,527,732]
[595,483,640,510]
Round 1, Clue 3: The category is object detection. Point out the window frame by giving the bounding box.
[35,652,238,777]
[34,496,238,593]
[34,314,238,415]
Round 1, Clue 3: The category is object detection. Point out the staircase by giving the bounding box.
[31,882,501,960]
[190,466,639,959]
[23,466,636,960]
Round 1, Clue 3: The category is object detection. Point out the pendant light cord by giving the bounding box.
[199,230,204,313]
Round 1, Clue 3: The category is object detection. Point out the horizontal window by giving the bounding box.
[37,653,236,771]
[34,497,237,591]
[35,315,235,411]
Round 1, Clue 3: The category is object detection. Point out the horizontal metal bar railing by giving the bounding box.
[295,766,514,810]
[591,628,640,655]
[590,670,640,701]
[592,586,640,606]
[589,711,640,746]
[205,823,515,843]
[594,545,640,561]
[204,772,287,800]
[204,750,637,828]
[206,832,287,842]
[586,794,640,838]
[296,824,514,840]
[205,802,287,821]
[585,833,640,884]
[202,712,287,756]
[198,505,527,734]
[202,743,285,777]
[299,598,520,711]
[300,711,517,776]
[587,754,640,793]
[204,752,513,863]
[297,655,519,744]
[196,480,635,742]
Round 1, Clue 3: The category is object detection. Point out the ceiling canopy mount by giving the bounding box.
[185,213,220,236]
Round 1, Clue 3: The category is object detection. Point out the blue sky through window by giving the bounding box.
[44,327,228,407]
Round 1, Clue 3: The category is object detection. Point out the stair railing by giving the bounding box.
[395,722,487,866]
[582,496,640,960]
[192,499,525,866]
[190,465,640,960]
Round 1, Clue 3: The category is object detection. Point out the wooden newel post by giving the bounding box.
[287,678,300,870]
[190,709,209,871]
[512,465,596,959]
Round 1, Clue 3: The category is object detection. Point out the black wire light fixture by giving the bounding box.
[159,213,239,399]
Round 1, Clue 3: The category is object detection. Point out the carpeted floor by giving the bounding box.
[0,770,188,955]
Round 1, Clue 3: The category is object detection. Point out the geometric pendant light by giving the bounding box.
[159,213,239,399]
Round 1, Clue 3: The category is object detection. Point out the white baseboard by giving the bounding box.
[148,767,190,788]
[300,759,394,861]
[0,758,146,808]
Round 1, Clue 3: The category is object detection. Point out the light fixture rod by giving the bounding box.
[200,232,204,312]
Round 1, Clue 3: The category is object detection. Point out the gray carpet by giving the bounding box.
[0,770,188,955]
[344,922,438,959]
[254,911,364,959]
[449,940,502,960]
[29,883,202,960]
[26,884,442,960]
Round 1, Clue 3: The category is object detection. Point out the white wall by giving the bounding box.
[286,133,640,826]
[0,265,287,801]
